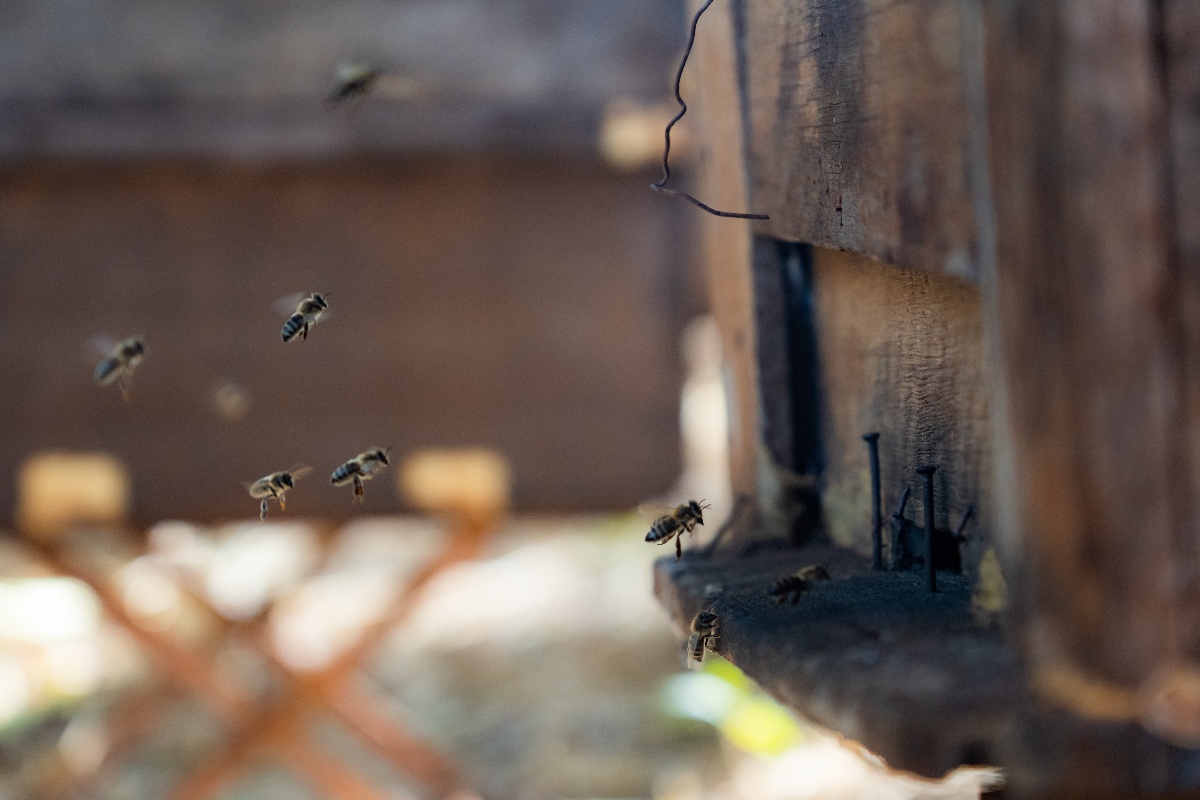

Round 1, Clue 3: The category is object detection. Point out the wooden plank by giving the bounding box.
[743,0,978,279]
[654,549,1200,797]
[0,158,686,522]
[984,0,1181,691]
[654,547,1019,781]
[812,248,992,578]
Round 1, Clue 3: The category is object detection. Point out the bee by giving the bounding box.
[246,466,310,520]
[687,609,719,665]
[645,500,710,560]
[328,62,380,105]
[768,565,832,604]
[92,336,146,403]
[331,447,391,503]
[278,292,330,343]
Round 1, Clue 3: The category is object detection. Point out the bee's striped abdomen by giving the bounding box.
[94,357,121,385]
[247,480,273,499]
[688,609,718,663]
[646,514,682,543]
[281,314,306,343]
[331,461,361,486]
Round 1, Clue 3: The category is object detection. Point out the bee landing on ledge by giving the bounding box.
[768,565,832,605]
[92,336,146,404]
[645,500,711,560]
[246,466,310,520]
[331,448,391,503]
[276,292,330,343]
[687,609,719,667]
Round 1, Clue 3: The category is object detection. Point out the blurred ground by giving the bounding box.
[0,516,718,799]
[0,514,999,800]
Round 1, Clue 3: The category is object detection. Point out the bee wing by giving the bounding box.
[288,465,313,482]
[335,61,376,83]
[684,635,701,670]
[272,292,309,317]
[633,506,672,520]
[273,293,336,323]
[86,335,118,357]
[636,503,675,521]
[374,74,429,101]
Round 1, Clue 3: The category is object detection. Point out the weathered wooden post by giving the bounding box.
[655,0,1200,794]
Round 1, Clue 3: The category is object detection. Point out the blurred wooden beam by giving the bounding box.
[0,1,685,159]
[984,0,1182,687]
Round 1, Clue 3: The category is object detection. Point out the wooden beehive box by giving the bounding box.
[654,1,1200,797]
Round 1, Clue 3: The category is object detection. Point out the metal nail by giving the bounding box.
[917,466,937,592]
[954,504,975,542]
[862,433,883,570]
[890,485,911,571]
[893,485,911,519]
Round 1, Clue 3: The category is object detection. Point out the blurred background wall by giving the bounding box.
[0,0,696,523]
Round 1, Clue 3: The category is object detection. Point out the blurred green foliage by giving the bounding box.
[660,654,803,757]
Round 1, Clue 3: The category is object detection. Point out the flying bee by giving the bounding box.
[768,565,832,605]
[276,292,330,343]
[645,499,711,560]
[92,336,146,404]
[687,609,719,666]
[246,466,310,520]
[331,447,391,503]
[328,62,381,105]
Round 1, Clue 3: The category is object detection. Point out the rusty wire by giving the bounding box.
[651,0,769,220]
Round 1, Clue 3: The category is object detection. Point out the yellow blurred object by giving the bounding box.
[16,452,130,540]
[720,695,804,756]
[399,448,511,518]
[599,100,689,172]
[703,654,752,691]
[972,547,1009,627]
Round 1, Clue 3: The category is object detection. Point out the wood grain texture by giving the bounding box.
[743,0,978,279]
[813,249,992,580]
[1164,0,1200,664]
[0,158,686,523]
[984,0,1181,686]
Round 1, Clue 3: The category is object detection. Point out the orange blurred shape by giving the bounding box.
[598,99,691,172]
[398,448,511,518]
[16,452,130,540]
